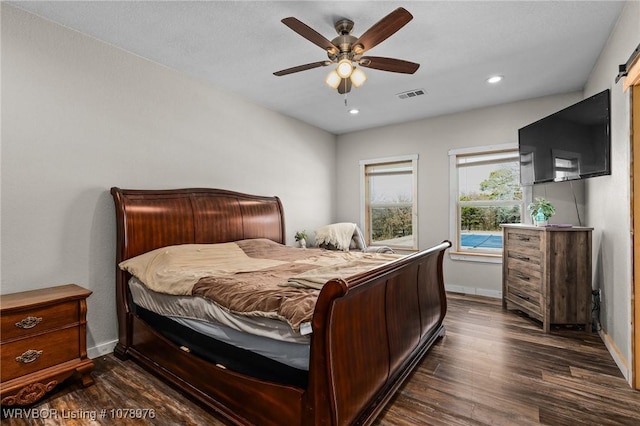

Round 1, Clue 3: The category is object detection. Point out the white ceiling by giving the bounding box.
[9,1,625,135]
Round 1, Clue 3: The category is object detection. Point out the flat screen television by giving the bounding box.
[518,89,611,186]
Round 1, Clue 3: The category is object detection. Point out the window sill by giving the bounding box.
[449,251,502,264]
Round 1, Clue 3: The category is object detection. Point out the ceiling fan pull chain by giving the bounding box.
[343,77,349,106]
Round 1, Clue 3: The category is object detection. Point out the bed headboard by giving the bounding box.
[110,187,286,354]
[111,187,286,263]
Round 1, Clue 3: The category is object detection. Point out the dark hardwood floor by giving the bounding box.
[2,293,639,425]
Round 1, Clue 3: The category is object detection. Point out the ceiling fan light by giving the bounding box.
[336,59,353,78]
[350,68,367,87]
[325,70,341,89]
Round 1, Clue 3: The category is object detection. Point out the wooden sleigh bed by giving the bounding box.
[111,187,451,425]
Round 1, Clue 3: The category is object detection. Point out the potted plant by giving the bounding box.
[295,230,308,248]
[528,197,556,226]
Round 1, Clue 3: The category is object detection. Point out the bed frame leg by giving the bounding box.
[113,343,129,360]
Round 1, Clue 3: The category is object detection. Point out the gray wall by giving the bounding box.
[335,92,584,297]
[583,0,640,382]
[1,5,337,356]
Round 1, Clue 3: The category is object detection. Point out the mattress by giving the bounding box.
[135,305,308,387]
[129,278,310,370]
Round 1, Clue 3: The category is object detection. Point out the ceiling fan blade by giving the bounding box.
[337,78,352,94]
[352,8,413,54]
[274,61,330,76]
[281,17,338,54]
[359,56,420,74]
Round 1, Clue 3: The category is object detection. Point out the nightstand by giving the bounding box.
[0,284,94,406]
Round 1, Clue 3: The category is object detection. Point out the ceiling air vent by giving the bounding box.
[396,89,426,100]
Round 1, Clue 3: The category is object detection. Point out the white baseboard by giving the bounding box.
[87,339,118,360]
[598,325,631,384]
[446,284,502,299]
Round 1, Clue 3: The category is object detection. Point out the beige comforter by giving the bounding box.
[119,238,403,332]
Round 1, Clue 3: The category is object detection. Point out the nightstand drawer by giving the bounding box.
[1,302,79,341]
[0,326,80,382]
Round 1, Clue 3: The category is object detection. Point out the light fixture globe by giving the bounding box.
[336,59,353,78]
[350,67,367,87]
[325,69,341,89]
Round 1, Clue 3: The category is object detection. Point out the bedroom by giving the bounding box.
[1,1,639,424]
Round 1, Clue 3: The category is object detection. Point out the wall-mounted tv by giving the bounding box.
[518,89,611,186]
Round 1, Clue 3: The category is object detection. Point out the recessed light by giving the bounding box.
[487,75,503,84]
[349,108,359,115]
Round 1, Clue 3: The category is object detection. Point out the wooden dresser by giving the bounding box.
[501,224,593,333]
[0,284,94,406]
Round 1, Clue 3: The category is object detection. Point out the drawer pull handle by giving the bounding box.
[16,349,43,364]
[515,293,530,301]
[516,236,531,241]
[516,273,530,281]
[15,316,43,329]
[514,254,530,261]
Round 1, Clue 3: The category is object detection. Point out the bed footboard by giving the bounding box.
[304,241,451,425]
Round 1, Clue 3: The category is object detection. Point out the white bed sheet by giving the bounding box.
[129,277,310,344]
[129,278,310,370]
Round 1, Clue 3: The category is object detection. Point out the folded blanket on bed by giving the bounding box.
[119,238,404,332]
[118,242,288,295]
[315,222,357,251]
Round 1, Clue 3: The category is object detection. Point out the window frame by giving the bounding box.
[360,154,418,251]
[448,143,525,263]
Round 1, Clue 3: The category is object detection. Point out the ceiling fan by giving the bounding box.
[273,7,420,94]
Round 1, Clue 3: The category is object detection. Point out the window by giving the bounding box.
[449,144,523,262]
[360,155,418,251]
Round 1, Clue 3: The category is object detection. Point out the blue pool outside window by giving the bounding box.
[460,233,503,249]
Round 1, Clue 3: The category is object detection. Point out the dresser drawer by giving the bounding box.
[0,326,80,382]
[505,291,543,318]
[506,269,542,315]
[505,245,542,265]
[505,255,542,284]
[506,274,541,306]
[1,301,79,341]
[505,228,541,251]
